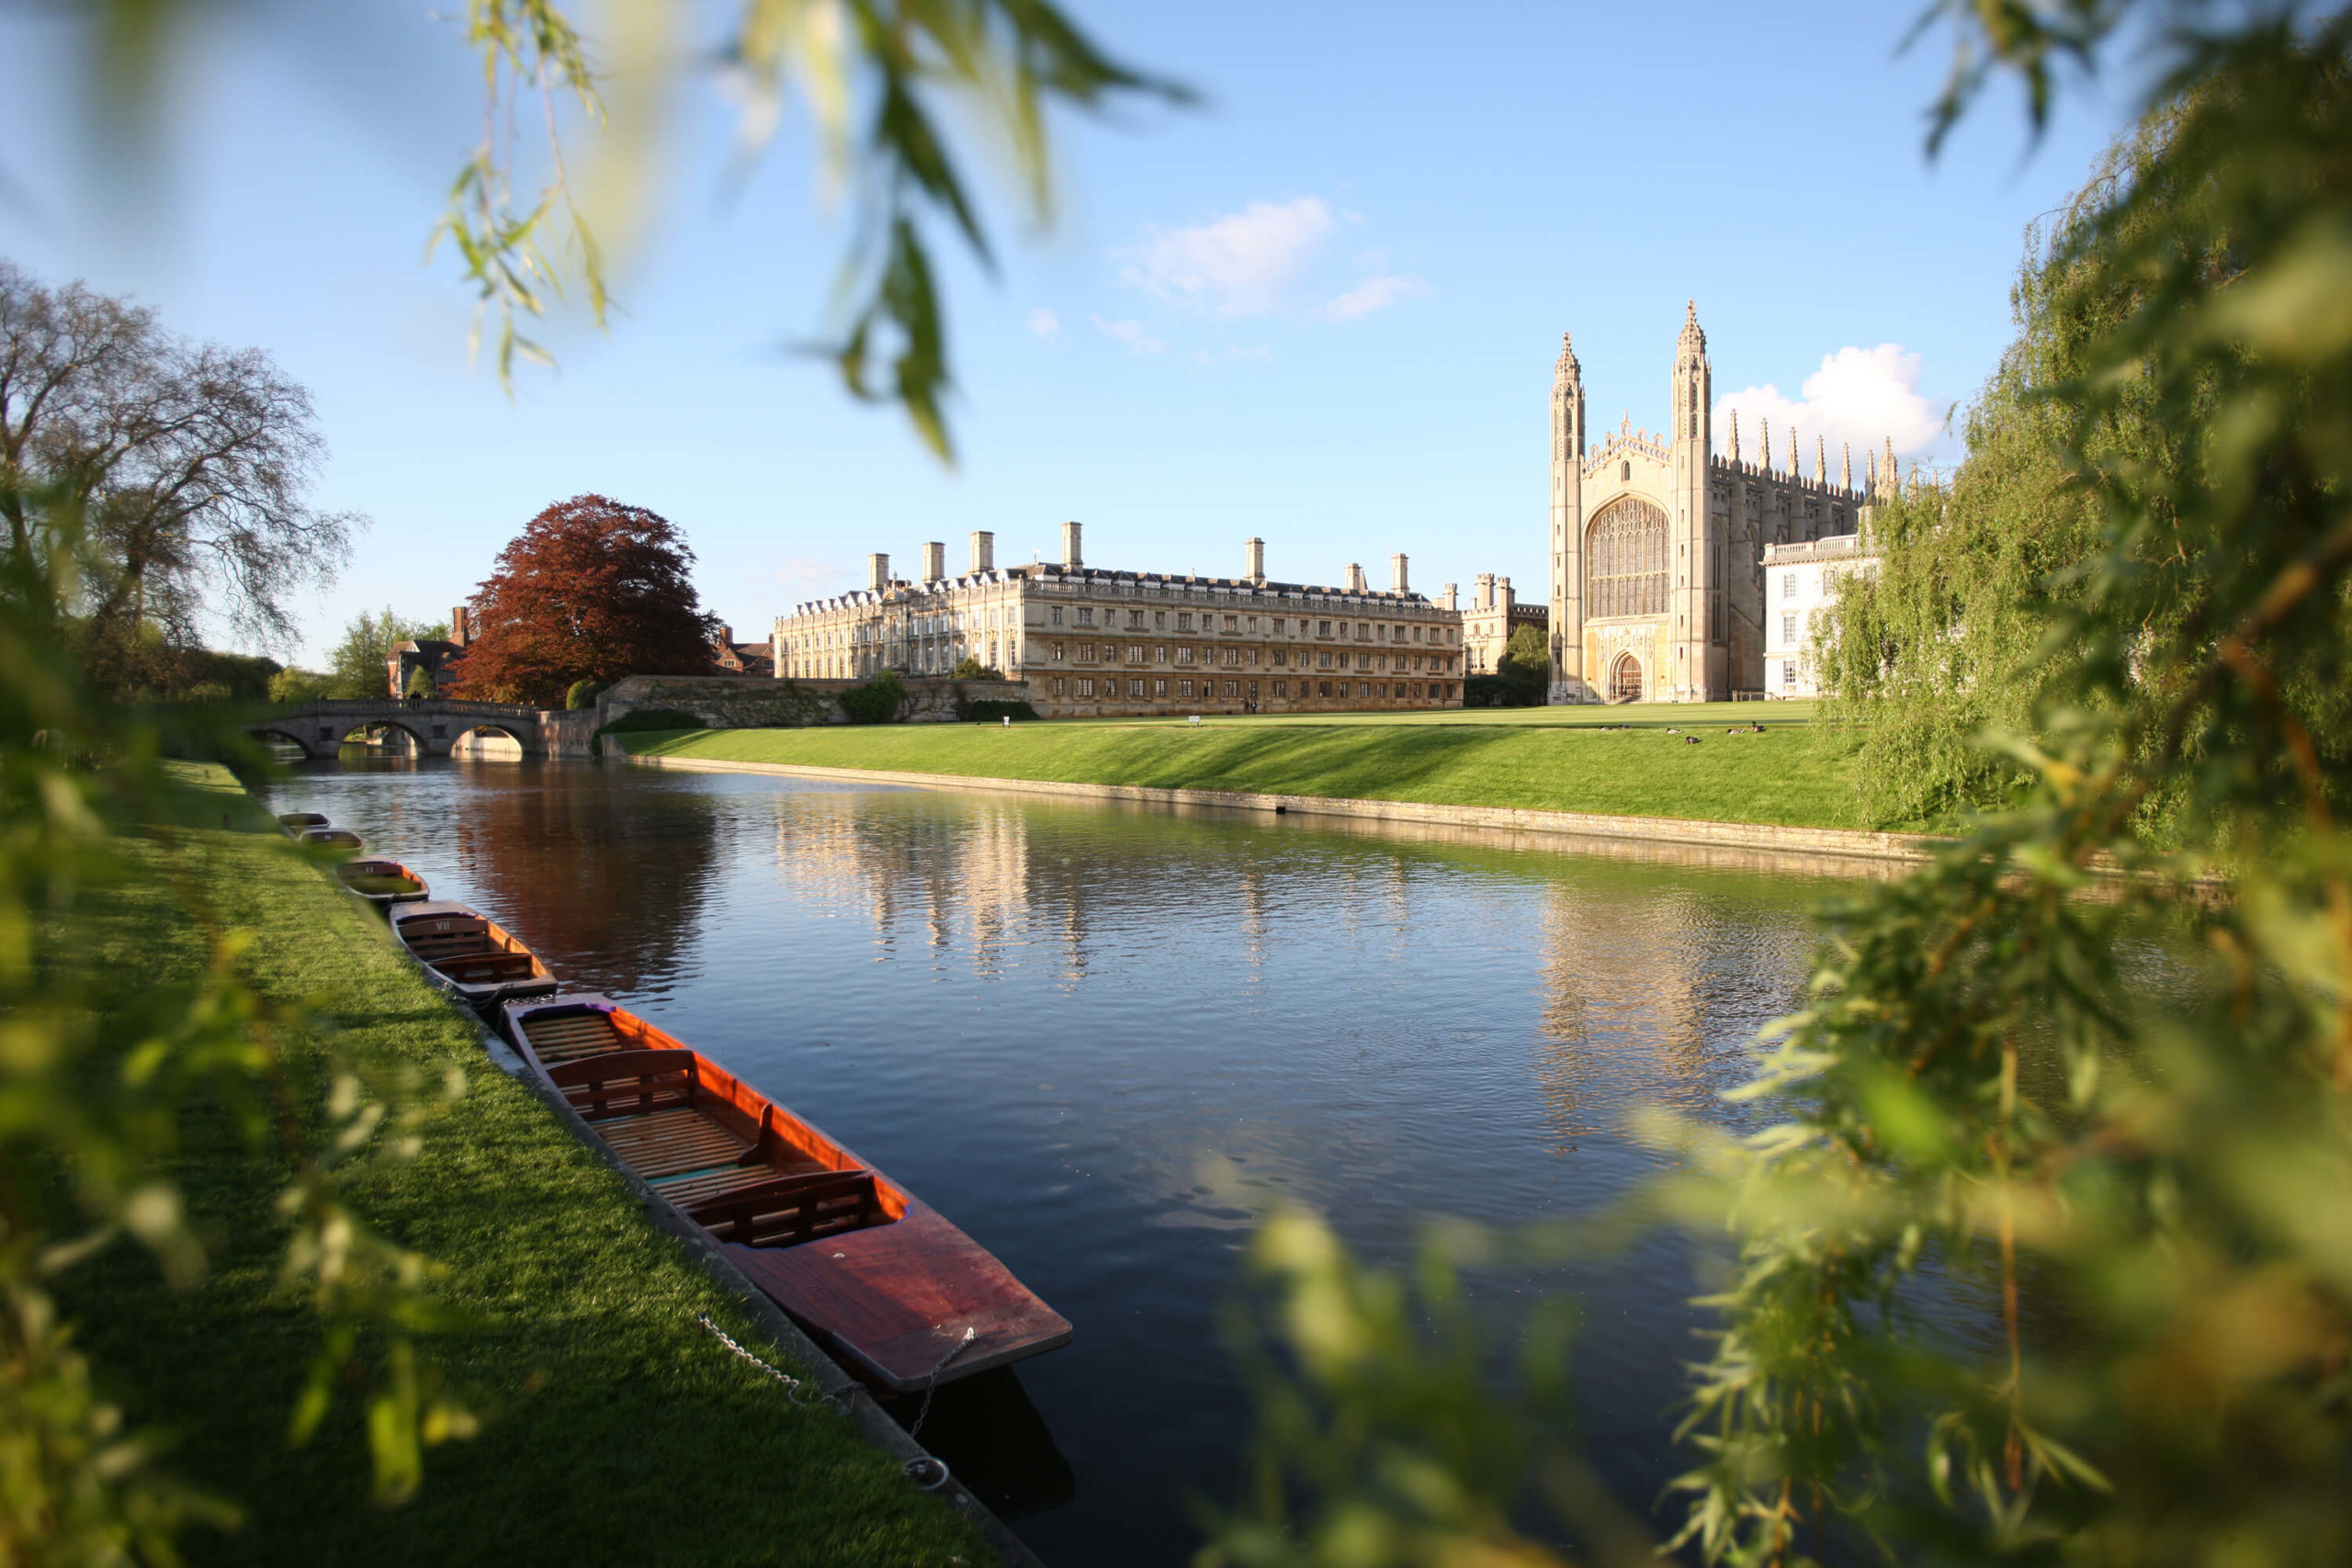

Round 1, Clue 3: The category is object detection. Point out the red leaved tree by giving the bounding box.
[444,495,719,705]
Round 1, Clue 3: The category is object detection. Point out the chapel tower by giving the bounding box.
[1547,333,1586,699]
[1668,302,1717,698]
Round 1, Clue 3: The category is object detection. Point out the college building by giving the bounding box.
[1545,303,1894,702]
[1460,573,1548,676]
[774,523,1465,717]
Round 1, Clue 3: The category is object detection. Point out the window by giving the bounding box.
[1154,645,1167,662]
[1178,680,1194,698]
[1128,609,1144,627]
[1079,643,1095,661]
[1784,570,1797,599]
[1224,681,1238,698]
[1781,660,1796,689]
[1154,611,1166,628]
[1272,649,1286,666]
[1224,615,1238,632]
[1050,605,1063,625]
[1273,618,1287,635]
[1319,682,1332,696]
[1153,679,1168,697]
[1376,682,1388,697]
[1128,678,1145,696]
[1317,620,1331,637]
[1077,607,1093,626]
[1127,644,1144,662]
[1178,647,1195,665]
[1621,459,1631,480]
[1272,681,1286,697]
[1050,641,1065,660]
[1052,677,1066,695]
[1318,651,1333,669]
[1357,623,1370,638]
[1781,613,1797,644]
[1077,679,1094,697]
[1586,495,1670,618]
[1177,613,1193,631]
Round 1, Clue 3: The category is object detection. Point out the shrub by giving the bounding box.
[957,697,1036,723]
[564,678,605,710]
[267,668,334,705]
[949,656,989,680]
[404,666,435,700]
[837,671,905,725]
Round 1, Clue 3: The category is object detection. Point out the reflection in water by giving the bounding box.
[267,759,1857,1568]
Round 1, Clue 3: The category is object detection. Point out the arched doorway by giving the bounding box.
[1608,652,1644,704]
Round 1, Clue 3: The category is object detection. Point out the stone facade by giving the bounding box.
[1461,574,1548,675]
[1547,305,1894,703]
[775,525,1465,717]
[1759,534,1878,698]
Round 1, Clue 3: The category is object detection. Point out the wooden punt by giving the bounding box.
[277,811,329,833]
[334,857,430,908]
[501,993,1072,1393]
[391,901,558,1012]
[300,827,365,850]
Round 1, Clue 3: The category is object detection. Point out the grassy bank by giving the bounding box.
[616,702,1894,831]
[50,762,986,1566]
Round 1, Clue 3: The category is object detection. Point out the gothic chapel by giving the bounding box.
[1547,303,1878,702]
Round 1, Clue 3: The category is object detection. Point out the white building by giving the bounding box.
[774,523,1466,717]
[1760,533,1877,699]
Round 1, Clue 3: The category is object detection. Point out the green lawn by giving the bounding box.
[50,762,987,1567]
[616,701,1893,831]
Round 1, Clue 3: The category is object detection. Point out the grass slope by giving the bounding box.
[52,762,987,1568]
[618,703,1886,831]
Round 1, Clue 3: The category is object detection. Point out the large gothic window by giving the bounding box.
[1586,497,1669,618]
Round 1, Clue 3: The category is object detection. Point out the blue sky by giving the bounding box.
[1,0,2141,666]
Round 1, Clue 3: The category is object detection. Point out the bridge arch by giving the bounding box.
[241,699,548,761]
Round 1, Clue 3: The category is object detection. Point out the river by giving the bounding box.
[269,753,1874,1565]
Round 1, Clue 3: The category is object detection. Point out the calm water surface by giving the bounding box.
[271,755,1860,1565]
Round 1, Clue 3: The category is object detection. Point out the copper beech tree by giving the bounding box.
[445,494,718,705]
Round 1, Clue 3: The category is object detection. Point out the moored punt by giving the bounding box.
[334,857,430,908]
[392,901,558,1012]
[300,827,365,850]
[501,993,1072,1393]
[277,811,329,833]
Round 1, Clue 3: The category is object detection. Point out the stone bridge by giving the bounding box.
[246,699,555,760]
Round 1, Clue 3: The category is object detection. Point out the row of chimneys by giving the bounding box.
[865,521,1415,596]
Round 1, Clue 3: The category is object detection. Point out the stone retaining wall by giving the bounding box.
[624,751,1946,866]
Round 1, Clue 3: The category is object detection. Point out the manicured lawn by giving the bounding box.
[616,702,1888,831]
[50,762,987,1567]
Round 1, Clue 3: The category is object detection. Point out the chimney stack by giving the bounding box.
[1498,576,1514,612]
[867,553,890,593]
[450,606,470,648]
[1344,562,1366,593]
[922,540,945,582]
[1475,571,1495,610]
[1244,536,1265,582]
[1391,553,1410,594]
[1060,519,1082,570]
[970,530,995,574]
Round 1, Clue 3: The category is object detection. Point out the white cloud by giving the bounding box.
[1713,344,1948,466]
[774,557,848,601]
[1115,197,1337,318]
[1091,315,1167,354]
[1027,307,1061,339]
[1324,274,1429,321]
